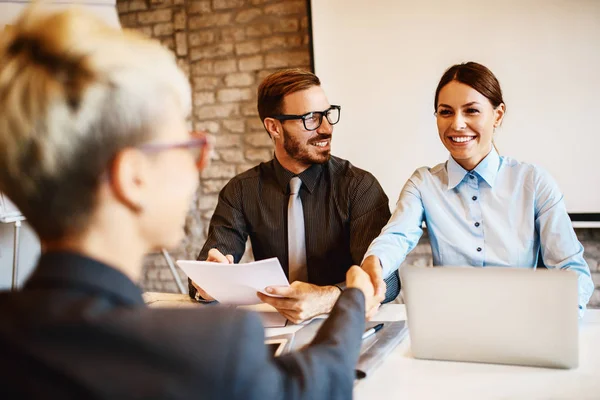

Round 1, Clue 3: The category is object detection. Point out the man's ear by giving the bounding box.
[263,118,282,140]
[108,148,150,212]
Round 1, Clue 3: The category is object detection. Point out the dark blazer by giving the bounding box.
[0,252,366,399]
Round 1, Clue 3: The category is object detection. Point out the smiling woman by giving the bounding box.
[361,62,595,318]
[434,62,506,171]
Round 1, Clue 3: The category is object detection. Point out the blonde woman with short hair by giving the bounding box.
[0,7,376,399]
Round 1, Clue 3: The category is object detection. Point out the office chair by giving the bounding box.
[0,193,26,290]
[161,249,187,294]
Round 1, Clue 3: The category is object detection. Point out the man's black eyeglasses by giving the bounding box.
[272,105,341,131]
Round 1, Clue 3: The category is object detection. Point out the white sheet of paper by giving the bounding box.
[176,257,290,305]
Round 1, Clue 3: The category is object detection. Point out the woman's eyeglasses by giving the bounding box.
[137,131,213,170]
[272,105,341,131]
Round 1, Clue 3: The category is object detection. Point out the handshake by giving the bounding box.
[191,249,386,323]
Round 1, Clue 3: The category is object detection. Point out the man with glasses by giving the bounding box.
[189,69,400,323]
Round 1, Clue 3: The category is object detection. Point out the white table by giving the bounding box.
[354,306,600,399]
[144,293,600,399]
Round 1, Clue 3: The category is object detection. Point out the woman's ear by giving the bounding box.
[263,118,282,141]
[108,148,151,212]
[493,103,506,128]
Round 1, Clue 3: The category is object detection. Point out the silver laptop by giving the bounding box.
[401,266,579,369]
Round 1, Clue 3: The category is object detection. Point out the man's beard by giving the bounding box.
[282,127,331,165]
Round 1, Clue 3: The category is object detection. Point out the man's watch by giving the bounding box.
[189,280,217,304]
[194,291,217,304]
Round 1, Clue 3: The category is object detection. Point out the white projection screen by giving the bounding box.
[310,0,600,225]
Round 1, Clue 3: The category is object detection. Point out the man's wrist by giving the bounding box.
[322,285,342,312]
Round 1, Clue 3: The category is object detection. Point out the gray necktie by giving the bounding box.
[288,177,307,282]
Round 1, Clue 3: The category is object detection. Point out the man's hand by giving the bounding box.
[206,248,234,264]
[191,248,234,302]
[346,265,380,319]
[361,255,386,304]
[257,282,341,324]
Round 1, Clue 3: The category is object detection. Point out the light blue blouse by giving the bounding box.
[365,149,594,315]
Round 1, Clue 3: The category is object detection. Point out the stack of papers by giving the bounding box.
[176,258,291,327]
[176,256,290,302]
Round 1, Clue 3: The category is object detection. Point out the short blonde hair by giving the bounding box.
[0,7,191,240]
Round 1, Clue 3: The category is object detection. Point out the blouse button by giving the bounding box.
[477,247,482,252]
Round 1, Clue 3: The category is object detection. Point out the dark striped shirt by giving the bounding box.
[190,155,400,302]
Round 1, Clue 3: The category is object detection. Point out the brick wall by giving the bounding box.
[582,229,600,307]
[116,0,310,292]
[116,0,600,308]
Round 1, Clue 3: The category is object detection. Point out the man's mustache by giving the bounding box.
[308,134,332,144]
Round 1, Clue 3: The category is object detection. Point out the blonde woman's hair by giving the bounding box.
[0,6,191,240]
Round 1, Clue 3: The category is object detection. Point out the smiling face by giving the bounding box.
[436,80,505,171]
[266,85,334,173]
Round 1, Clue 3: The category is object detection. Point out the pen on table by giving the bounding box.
[362,323,384,340]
